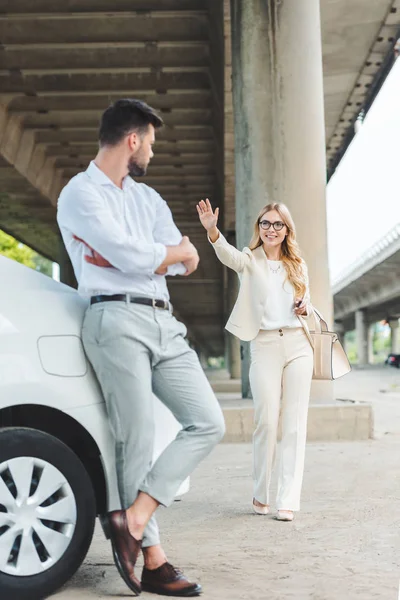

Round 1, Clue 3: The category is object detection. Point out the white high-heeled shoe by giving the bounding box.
[277,510,294,521]
[252,499,270,515]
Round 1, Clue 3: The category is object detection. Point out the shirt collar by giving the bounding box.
[86,160,136,190]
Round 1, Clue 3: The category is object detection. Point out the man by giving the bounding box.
[57,99,225,597]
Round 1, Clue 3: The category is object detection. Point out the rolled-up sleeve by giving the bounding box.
[57,184,166,275]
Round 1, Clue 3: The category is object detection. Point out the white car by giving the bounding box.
[0,255,189,600]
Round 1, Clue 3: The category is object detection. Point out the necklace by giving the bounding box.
[269,262,281,275]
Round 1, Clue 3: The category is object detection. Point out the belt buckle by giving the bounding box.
[152,299,168,310]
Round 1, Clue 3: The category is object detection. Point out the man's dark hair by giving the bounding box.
[99,99,164,147]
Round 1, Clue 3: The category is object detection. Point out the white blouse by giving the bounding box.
[260,260,301,330]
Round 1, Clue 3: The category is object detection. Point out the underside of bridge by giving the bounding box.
[0,0,399,356]
[333,225,400,331]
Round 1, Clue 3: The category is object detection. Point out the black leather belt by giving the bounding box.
[90,294,170,311]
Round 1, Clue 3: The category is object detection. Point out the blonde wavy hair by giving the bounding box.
[249,202,306,298]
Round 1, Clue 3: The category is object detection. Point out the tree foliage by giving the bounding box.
[0,230,52,276]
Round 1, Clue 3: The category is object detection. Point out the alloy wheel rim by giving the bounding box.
[0,456,77,576]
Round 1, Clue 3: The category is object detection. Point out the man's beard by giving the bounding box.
[128,155,147,178]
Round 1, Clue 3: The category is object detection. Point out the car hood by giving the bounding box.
[0,255,87,336]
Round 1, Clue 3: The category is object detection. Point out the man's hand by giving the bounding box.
[179,236,199,276]
[183,254,200,276]
[155,265,168,275]
[73,235,114,268]
[179,236,198,262]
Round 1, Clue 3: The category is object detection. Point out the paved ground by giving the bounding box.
[53,367,400,600]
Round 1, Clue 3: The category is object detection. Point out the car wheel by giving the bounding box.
[0,427,96,600]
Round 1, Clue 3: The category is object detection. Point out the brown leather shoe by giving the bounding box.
[106,509,142,595]
[141,562,202,596]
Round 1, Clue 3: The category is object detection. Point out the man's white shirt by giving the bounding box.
[57,161,186,299]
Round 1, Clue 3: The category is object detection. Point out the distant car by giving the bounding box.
[385,353,400,368]
[0,255,189,600]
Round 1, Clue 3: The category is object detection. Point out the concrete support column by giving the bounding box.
[198,351,209,370]
[368,324,374,365]
[225,265,241,379]
[230,0,332,400]
[58,238,77,288]
[334,321,345,346]
[389,319,400,354]
[355,310,368,365]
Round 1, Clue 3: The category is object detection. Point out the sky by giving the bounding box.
[326,57,400,283]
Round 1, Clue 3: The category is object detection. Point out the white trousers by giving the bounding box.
[250,327,313,511]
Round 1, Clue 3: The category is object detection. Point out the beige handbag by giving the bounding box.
[308,308,351,381]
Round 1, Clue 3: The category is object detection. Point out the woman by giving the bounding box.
[196,199,314,521]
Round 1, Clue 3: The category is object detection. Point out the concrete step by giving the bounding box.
[218,396,373,442]
[210,379,241,394]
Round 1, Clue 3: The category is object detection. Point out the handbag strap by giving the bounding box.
[310,307,329,333]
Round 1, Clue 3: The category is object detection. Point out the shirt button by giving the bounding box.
[279,329,283,333]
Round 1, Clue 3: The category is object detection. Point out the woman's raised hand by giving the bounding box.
[196,198,219,232]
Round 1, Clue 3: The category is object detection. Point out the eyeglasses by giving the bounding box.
[259,220,286,232]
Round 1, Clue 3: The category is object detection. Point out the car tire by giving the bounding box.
[0,427,96,600]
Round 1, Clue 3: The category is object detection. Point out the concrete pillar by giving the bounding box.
[389,319,400,354]
[334,321,345,346]
[230,0,332,400]
[355,310,368,365]
[368,324,374,365]
[58,238,77,288]
[198,351,208,370]
[226,265,241,379]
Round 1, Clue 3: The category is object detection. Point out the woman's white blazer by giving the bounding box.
[209,233,313,343]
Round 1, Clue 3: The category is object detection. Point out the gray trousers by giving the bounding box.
[82,300,225,547]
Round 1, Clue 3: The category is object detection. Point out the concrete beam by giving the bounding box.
[6,91,213,112]
[55,153,213,168]
[1,0,206,12]
[44,140,214,155]
[0,71,210,95]
[0,218,57,261]
[35,126,213,144]
[0,12,208,45]
[0,43,209,71]
[0,103,63,205]
[23,109,212,129]
[333,229,400,294]
[334,275,400,321]
[50,162,215,178]
[145,185,214,196]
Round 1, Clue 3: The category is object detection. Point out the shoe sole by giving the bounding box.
[111,541,141,595]
[102,515,141,596]
[252,505,269,515]
[142,583,202,597]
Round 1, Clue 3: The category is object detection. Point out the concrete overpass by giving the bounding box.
[333,223,400,362]
[0,0,400,367]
